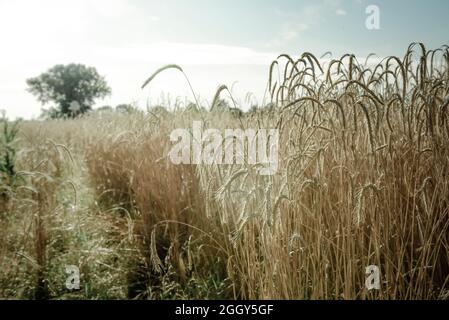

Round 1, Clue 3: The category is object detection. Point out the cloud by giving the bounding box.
[302,4,324,20]
[0,41,275,119]
[0,0,149,48]
[270,0,345,47]
[90,0,134,18]
[279,23,309,42]
[98,42,276,65]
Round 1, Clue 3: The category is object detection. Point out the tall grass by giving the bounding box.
[1,43,448,299]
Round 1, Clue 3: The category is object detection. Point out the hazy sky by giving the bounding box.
[1,0,448,119]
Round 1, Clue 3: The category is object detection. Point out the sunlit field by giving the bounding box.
[1,43,449,300]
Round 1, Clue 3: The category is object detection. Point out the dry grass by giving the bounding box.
[1,43,449,299]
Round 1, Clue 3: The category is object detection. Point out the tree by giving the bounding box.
[26,64,111,118]
[115,104,136,113]
[96,105,113,113]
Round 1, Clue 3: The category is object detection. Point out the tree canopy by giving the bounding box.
[26,64,111,118]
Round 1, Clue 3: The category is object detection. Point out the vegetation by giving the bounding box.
[26,64,111,118]
[1,43,449,300]
[0,113,20,214]
[0,114,19,184]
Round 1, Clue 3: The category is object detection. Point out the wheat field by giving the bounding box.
[1,43,449,300]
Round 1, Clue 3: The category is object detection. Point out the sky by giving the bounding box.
[0,0,448,119]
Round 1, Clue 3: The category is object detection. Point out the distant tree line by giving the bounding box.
[26,63,275,119]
